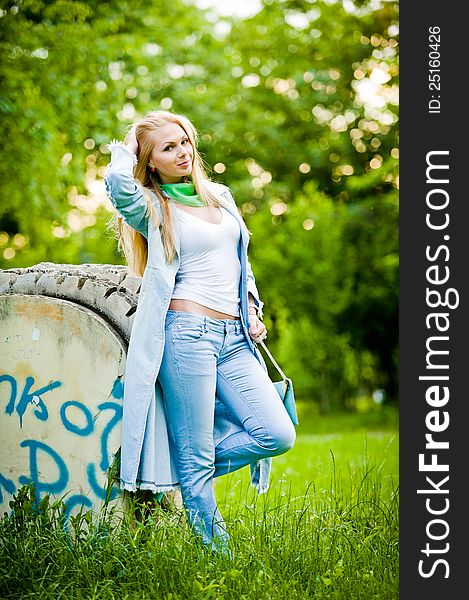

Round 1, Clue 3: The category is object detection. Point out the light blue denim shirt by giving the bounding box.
[104,143,271,494]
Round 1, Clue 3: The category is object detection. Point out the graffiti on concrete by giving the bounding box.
[0,373,123,515]
[1,292,128,524]
[0,374,62,428]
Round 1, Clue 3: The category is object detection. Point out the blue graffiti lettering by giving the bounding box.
[18,440,69,503]
[97,402,122,472]
[62,494,93,532]
[1,374,60,425]
[0,374,17,415]
[0,473,17,504]
[86,463,119,502]
[1,373,126,514]
[110,377,124,400]
[15,376,62,427]
[60,400,94,436]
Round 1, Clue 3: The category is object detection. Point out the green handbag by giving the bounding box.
[259,341,299,426]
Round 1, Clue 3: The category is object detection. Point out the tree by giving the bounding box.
[0,0,399,408]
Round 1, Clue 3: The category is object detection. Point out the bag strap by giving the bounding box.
[258,340,288,381]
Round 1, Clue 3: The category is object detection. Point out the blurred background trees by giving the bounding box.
[0,0,399,412]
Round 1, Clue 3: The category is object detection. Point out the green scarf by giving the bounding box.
[159,182,205,207]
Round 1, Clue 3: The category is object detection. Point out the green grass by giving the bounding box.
[0,408,399,599]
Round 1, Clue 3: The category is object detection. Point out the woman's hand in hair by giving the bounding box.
[126,125,139,155]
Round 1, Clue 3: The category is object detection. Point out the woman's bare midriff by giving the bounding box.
[168,298,240,320]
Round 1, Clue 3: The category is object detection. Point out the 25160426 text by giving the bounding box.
[428,26,441,114]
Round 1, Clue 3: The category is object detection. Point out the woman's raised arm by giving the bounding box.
[104,134,150,238]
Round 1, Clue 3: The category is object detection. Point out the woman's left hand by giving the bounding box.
[248,314,267,343]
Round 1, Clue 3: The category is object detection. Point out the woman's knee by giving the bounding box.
[261,420,296,455]
[276,421,296,453]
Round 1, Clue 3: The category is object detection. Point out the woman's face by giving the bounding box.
[149,122,194,183]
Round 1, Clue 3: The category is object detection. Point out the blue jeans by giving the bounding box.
[158,310,296,552]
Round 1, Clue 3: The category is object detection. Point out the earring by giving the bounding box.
[149,164,155,172]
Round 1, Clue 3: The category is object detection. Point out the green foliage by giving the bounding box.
[5,481,65,532]
[0,0,399,408]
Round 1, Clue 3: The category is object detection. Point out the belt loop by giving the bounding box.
[203,316,208,334]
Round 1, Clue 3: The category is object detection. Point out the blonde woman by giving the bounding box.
[104,110,296,554]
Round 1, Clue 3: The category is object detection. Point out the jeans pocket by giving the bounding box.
[174,322,205,343]
[165,311,179,329]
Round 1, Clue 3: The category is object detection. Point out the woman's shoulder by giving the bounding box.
[142,185,160,205]
[206,179,229,193]
[206,180,235,204]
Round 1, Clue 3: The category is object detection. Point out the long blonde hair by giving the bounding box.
[108,110,227,276]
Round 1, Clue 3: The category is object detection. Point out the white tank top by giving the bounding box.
[171,206,242,316]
